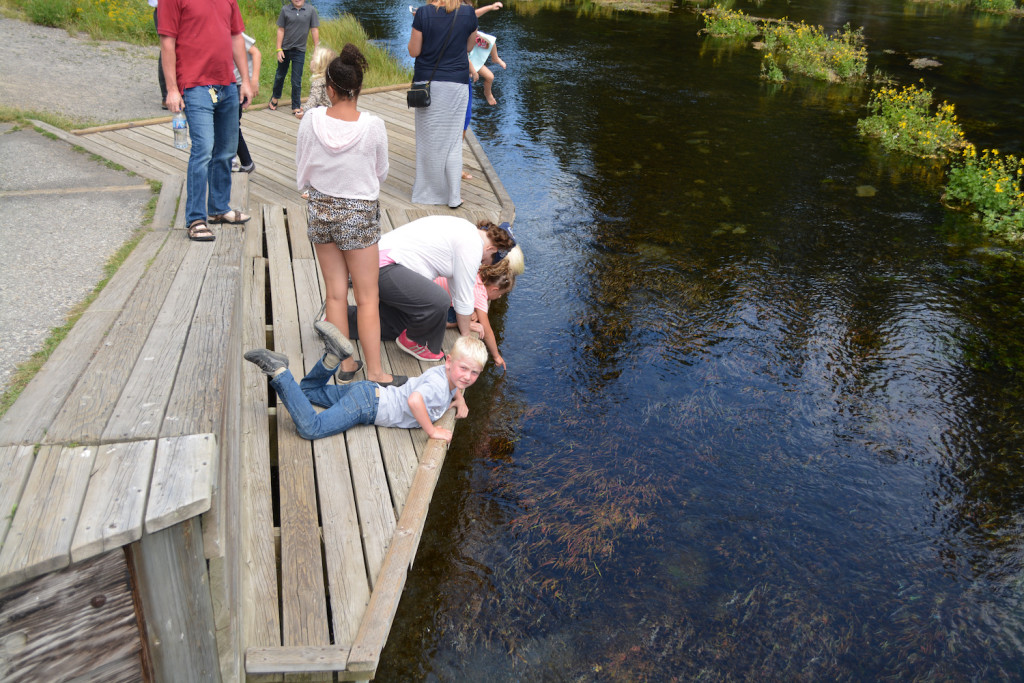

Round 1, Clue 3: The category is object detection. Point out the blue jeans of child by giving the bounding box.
[272,48,305,110]
[270,358,380,440]
[182,83,239,225]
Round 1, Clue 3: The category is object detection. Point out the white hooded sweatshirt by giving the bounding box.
[295,107,389,199]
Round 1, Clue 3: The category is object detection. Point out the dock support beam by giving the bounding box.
[130,518,221,682]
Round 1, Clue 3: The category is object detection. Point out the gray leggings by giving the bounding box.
[348,264,450,353]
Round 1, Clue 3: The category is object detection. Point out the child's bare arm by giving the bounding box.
[475,2,502,16]
[249,45,262,96]
[476,308,504,370]
[452,389,469,419]
[408,391,453,442]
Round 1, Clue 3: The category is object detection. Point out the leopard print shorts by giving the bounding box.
[306,188,381,250]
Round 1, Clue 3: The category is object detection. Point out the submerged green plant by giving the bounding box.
[856,82,965,158]
[945,144,1024,238]
[761,21,867,82]
[701,5,761,39]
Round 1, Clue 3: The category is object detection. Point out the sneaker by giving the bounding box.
[238,160,255,174]
[314,320,354,362]
[395,330,445,362]
[244,348,288,376]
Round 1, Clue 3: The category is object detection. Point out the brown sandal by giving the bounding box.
[208,210,251,224]
[187,220,215,241]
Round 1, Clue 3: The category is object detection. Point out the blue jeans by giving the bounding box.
[270,358,379,440]
[182,83,239,224]
[272,48,305,110]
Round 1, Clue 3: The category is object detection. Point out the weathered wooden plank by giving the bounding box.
[375,426,419,517]
[292,258,369,647]
[265,205,331,658]
[240,257,282,658]
[0,228,170,446]
[70,440,157,562]
[286,201,315,261]
[130,518,220,682]
[231,170,250,216]
[0,445,34,548]
[347,425,454,674]
[161,226,244,438]
[245,646,351,674]
[144,433,217,534]
[152,173,184,231]
[101,127,185,175]
[466,128,516,223]
[0,445,95,590]
[346,422,396,589]
[46,233,190,443]
[0,551,143,682]
[101,240,215,442]
[245,200,267,259]
[29,119,163,180]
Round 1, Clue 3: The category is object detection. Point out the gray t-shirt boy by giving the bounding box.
[374,365,455,429]
[277,2,320,51]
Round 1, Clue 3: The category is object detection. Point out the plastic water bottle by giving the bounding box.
[172,111,188,150]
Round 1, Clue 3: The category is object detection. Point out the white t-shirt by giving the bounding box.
[234,32,256,84]
[374,365,454,428]
[378,216,484,316]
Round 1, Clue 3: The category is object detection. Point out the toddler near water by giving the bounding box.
[245,323,486,442]
[296,45,337,120]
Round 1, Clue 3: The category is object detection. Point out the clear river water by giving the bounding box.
[324,0,1024,678]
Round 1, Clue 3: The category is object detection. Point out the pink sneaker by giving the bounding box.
[395,330,445,362]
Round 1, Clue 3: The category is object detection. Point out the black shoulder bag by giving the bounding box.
[407,6,462,108]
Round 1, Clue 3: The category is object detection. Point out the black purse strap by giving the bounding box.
[424,5,462,85]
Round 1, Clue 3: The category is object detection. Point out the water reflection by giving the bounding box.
[322,0,1024,677]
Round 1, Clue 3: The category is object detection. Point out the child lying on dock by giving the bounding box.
[245,323,487,442]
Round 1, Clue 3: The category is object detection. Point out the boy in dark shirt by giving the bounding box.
[270,0,320,115]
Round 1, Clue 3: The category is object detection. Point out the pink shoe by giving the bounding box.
[395,330,445,362]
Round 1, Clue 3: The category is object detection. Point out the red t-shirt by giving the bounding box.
[158,0,244,91]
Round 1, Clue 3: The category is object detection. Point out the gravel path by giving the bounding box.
[0,16,166,125]
[0,18,161,388]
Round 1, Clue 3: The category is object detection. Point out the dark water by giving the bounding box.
[327,0,1024,678]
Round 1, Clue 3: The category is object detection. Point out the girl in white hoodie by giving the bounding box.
[296,44,405,387]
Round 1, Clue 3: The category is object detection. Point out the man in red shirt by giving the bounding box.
[159,0,254,241]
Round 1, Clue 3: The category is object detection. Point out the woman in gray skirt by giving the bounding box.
[408,0,479,208]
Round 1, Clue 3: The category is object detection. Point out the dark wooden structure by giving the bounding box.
[0,85,514,680]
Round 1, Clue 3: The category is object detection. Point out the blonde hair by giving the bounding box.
[432,0,462,12]
[309,45,337,77]
[503,245,525,276]
[450,335,488,368]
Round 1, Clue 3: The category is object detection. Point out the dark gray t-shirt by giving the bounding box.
[277,3,320,51]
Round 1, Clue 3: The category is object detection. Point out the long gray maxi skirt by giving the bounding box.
[412,80,469,207]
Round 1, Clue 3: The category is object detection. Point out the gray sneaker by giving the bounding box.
[314,320,354,362]
[244,348,288,376]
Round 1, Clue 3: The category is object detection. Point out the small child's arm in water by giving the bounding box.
[475,308,504,370]
[452,389,469,419]
[408,391,453,442]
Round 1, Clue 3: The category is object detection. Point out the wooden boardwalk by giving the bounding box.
[0,85,513,680]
